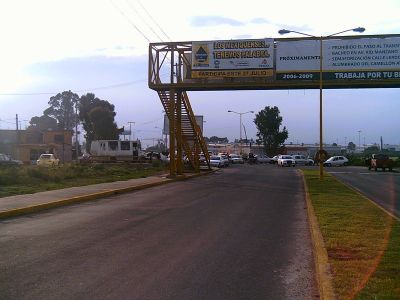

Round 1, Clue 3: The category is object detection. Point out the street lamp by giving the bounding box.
[228,110,254,154]
[279,27,365,179]
[155,126,167,151]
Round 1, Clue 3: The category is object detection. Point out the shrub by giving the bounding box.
[27,167,50,181]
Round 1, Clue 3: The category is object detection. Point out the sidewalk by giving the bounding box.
[0,171,214,219]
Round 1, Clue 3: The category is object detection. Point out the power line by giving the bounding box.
[136,116,163,126]
[125,0,165,42]
[137,0,172,41]
[0,79,147,96]
[109,0,151,43]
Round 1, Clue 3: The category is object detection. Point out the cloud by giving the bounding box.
[250,18,270,24]
[234,34,253,39]
[190,16,243,27]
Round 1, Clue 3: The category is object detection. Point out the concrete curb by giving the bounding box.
[0,169,217,220]
[299,170,336,300]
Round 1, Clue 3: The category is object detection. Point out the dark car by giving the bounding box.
[0,153,23,166]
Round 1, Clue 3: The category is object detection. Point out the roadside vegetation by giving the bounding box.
[346,153,399,167]
[0,162,167,198]
[303,170,400,299]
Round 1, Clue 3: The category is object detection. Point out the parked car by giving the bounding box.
[229,154,244,164]
[210,155,224,168]
[37,154,60,166]
[277,155,296,167]
[323,156,349,167]
[218,154,230,167]
[270,155,279,164]
[0,153,23,166]
[257,155,271,164]
[292,155,314,166]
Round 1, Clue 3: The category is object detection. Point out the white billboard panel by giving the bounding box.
[276,40,320,72]
[276,37,400,81]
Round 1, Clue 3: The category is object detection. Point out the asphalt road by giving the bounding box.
[327,166,400,219]
[0,164,318,299]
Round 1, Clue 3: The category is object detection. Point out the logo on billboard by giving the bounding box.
[193,44,209,67]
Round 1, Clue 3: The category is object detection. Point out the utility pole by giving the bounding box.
[75,101,79,159]
[128,121,135,140]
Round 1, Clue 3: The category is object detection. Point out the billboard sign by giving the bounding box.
[191,39,274,78]
[276,37,400,82]
[163,115,204,135]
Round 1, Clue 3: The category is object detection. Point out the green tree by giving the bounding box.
[44,90,79,130]
[254,106,288,156]
[348,142,356,151]
[88,106,123,141]
[79,93,119,151]
[364,145,380,155]
[206,136,229,144]
[28,115,58,131]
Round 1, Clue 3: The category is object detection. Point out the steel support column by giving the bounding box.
[176,90,184,174]
[169,89,176,177]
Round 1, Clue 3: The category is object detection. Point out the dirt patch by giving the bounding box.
[327,247,360,261]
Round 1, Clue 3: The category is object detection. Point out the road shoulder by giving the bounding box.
[299,170,336,300]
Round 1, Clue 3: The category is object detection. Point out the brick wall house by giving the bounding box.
[0,129,73,164]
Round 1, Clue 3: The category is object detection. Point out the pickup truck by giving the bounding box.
[367,153,394,172]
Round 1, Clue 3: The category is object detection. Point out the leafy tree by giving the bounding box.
[28,115,58,131]
[79,93,119,151]
[88,106,123,141]
[205,136,229,144]
[254,106,288,156]
[234,138,255,144]
[347,142,356,151]
[44,90,79,130]
[364,145,380,155]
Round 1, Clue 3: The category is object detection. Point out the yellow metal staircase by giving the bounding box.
[157,90,210,171]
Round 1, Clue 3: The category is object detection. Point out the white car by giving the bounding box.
[270,155,279,164]
[37,154,60,166]
[277,155,296,167]
[323,156,349,167]
[229,154,244,164]
[210,156,224,168]
[218,154,230,167]
[292,155,314,166]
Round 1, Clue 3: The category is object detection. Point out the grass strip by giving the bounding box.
[302,170,400,299]
[0,163,167,198]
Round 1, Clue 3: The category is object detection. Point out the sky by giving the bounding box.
[1,0,399,148]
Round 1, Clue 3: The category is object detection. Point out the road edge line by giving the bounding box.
[0,170,217,219]
[331,174,399,222]
[299,170,336,300]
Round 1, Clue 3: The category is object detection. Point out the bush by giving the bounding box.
[0,166,23,185]
[27,167,51,180]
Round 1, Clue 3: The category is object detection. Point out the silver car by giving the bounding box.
[257,155,271,164]
[292,155,314,166]
[210,156,224,168]
[323,156,349,167]
[229,154,244,164]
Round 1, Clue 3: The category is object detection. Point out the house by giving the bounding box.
[0,129,73,164]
